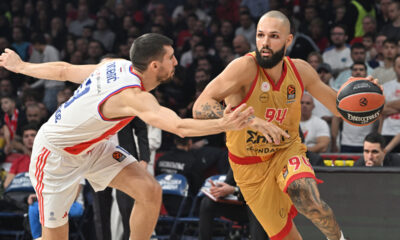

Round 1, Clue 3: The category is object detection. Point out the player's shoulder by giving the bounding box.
[226,54,258,73]
[289,58,313,73]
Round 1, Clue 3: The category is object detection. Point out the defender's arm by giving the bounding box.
[0,48,98,84]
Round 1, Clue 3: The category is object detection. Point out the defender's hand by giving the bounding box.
[0,48,24,73]
[249,117,290,144]
[219,104,254,131]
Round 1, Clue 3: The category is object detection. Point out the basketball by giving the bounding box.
[336,78,384,126]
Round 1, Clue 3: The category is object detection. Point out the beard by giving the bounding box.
[157,67,174,83]
[255,44,286,69]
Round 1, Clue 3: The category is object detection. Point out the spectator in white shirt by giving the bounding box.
[300,93,331,153]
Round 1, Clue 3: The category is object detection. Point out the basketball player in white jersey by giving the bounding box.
[0,33,288,240]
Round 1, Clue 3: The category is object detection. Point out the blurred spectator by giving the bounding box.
[172,0,210,26]
[0,79,15,98]
[232,35,252,58]
[362,32,377,63]
[199,169,269,240]
[93,17,116,52]
[176,13,198,51]
[180,34,203,68]
[340,0,375,40]
[298,5,319,36]
[380,54,400,153]
[215,0,240,24]
[300,93,330,153]
[0,37,10,54]
[25,104,44,126]
[373,33,387,65]
[155,137,203,196]
[1,96,27,143]
[220,20,235,44]
[376,0,392,29]
[68,4,95,37]
[331,62,375,153]
[332,43,373,90]
[3,123,37,189]
[307,51,323,70]
[308,18,329,53]
[146,123,162,175]
[287,22,320,60]
[354,133,400,166]
[350,15,377,44]
[314,63,334,123]
[11,26,32,61]
[380,1,400,42]
[235,12,256,45]
[371,39,397,85]
[75,37,89,60]
[218,44,235,67]
[322,24,352,77]
[29,33,62,113]
[194,68,211,85]
[240,0,269,19]
[385,132,400,153]
[49,17,67,52]
[85,40,106,64]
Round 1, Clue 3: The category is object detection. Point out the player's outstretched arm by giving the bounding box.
[118,89,254,137]
[193,57,289,144]
[0,48,97,84]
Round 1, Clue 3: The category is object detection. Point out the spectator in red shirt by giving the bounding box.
[3,123,38,188]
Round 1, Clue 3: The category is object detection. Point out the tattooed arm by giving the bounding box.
[287,178,341,240]
[193,56,289,144]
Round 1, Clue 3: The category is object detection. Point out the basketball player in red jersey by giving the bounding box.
[193,11,361,240]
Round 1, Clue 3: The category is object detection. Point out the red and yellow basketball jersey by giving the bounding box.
[226,53,304,164]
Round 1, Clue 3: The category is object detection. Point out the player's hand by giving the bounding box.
[249,117,290,144]
[27,194,37,205]
[365,75,383,91]
[0,48,24,73]
[209,181,234,198]
[220,104,254,131]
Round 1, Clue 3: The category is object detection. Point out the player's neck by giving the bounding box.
[133,69,158,91]
[263,60,285,84]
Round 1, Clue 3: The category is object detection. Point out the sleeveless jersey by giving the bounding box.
[226,54,304,163]
[40,59,143,155]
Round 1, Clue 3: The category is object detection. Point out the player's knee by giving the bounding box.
[139,177,162,203]
[287,179,324,216]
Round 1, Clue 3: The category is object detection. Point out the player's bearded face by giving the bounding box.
[255,44,286,69]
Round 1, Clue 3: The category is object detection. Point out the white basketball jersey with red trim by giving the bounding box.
[41,59,142,155]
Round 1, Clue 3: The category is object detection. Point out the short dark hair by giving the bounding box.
[364,132,386,149]
[174,136,191,146]
[31,33,46,45]
[351,61,367,70]
[22,122,39,134]
[351,42,366,51]
[129,33,173,73]
[383,38,397,46]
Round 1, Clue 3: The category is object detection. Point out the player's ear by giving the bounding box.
[150,61,158,70]
[286,34,293,47]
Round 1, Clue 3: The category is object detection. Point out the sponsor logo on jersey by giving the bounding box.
[287,85,296,100]
[261,82,270,92]
[112,151,126,162]
[62,211,68,219]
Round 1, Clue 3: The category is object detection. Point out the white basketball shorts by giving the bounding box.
[29,131,136,228]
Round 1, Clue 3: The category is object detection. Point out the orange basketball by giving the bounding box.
[336,78,384,126]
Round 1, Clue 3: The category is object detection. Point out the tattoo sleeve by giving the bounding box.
[194,101,225,119]
[288,178,341,240]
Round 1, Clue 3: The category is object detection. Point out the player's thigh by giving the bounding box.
[84,141,159,201]
[109,161,160,202]
[84,141,136,192]
[29,147,84,229]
